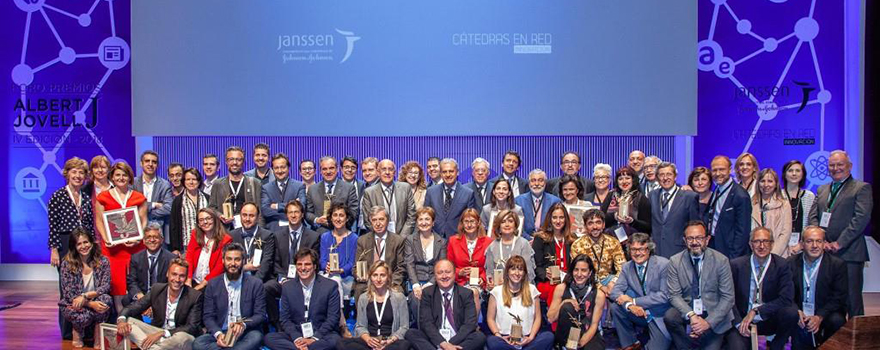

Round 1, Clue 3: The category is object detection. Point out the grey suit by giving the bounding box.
[808,176,873,316]
[465,181,491,213]
[353,232,407,303]
[305,179,359,230]
[650,187,702,258]
[207,175,263,226]
[361,181,417,236]
[665,248,734,350]
[609,255,672,350]
[404,232,448,286]
[133,176,173,238]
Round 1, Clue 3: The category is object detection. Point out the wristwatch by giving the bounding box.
[163,330,171,338]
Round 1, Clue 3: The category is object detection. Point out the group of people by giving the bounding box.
[48,144,872,350]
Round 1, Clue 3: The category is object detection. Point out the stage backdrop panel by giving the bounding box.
[131,0,697,136]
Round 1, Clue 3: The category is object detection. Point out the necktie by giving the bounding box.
[534,197,542,228]
[444,187,453,211]
[289,231,299,259]
[710,187,722,233]
[443,292,455,328]
[637,264,645,281]
[476,185,484,203]
[278,181,285,193]
[831,182,842,193]
[755,261,765,303]
[661,192,670,219]
[326,182,334,196]
[375,237,385,261]
[691,256,701,299]
[148,255,158,289]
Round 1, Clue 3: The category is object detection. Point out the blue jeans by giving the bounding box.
[486,331,554,350]
[193,329,263,350]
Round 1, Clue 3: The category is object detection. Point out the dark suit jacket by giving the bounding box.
[126,248,174,301]
[547,175,596,200]
[169,192,209,252]
[650,188,701,258]
[355,232,407,291]
[808,177,873,262]
[272,225,320,279]
[514,192,562,239]
[729,253,794,323]
[207,176,263,224]
[423,182,478,237]
[404,232,447,285]
[419,284,479,347]
[229,226,276,282]
[202,273,267,335]
[532,235,572,283]
[789,252,849,319]
[279,275,340,340]
[465,181,491,213]
[605,190,652,234]
[260,177,306,230]
[120,283,203,336]
[133,176,174,225]
[304,179,358,229]
[705,181,752,258]
[489,174,528,197]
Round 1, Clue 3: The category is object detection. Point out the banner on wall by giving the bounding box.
[694,0,845,190]
[2,0,134,263]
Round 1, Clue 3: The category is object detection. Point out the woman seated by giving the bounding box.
[485,209,536,289]
[486,256,554,350]
[547,255,605,350]
[404,207,447,322]
[532,203,575,304]
[60,228,112,348]
[337,261,411,350]
[185,208,232,290]
[319,203,358,319]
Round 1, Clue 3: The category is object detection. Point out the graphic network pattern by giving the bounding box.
[11,0,130,212]
[698,0,831,188]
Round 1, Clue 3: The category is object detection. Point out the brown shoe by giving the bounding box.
[341,325,353,338]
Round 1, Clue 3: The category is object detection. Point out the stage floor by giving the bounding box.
[2,281,879,350]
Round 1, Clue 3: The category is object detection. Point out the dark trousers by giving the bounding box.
[847,261,864,316]
[337,337,411,350]
[791,311,846,350]
[263,332,340,350]
[554,303,604,350]
[725,306,799,350]
[57,233,73,340]
[405,328,486,350]
[664,307,724,350]
[264,280,282,328]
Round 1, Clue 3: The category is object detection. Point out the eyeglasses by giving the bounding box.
[750,239,773,246]
[629,247,649,253]
[684,236,706,243]
[198,217,214,223]
[562,160,580,165]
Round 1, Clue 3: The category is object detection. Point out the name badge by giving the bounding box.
[788,232,801,247]
[251,249,263,267]
[803,302,815,316]
[387,221,396,234]
[693,298,704,315]
[440,329,453,341]
[233,214,242,229]
[287,265,297,279]
[279,220,289,227]
[820,212,832,228]
[301,322,314,338]
[614,226,628,242]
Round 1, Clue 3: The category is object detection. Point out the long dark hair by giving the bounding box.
[64,228,103,274]
[563,254,596,287]
[535,202,577,244]
[195,208,227,249]
[489,178,516,209]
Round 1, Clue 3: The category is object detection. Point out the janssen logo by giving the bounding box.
[277,29,360,64]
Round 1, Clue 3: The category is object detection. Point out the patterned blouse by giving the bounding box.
[570,233,626,285]
[181,192,208,251]
[48,186,95,250]
[60,257,112,306]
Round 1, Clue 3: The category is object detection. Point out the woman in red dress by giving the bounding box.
[532,203,576,304]
[447,208,493,290]
[185,207,231,291]
[94,162,148,313]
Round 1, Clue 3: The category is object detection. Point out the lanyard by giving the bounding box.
[532,195,543,219]
[569,285,593,306]
[66,185,84,223]
[229,179,244,200]
[302,279,313,319]
[750,255,772,303]
[497,240,514,268]
[708,181,732,211]
[803,256,822,303]
[759,196,767,227]
[589,237,605,269]
[554,237,566,270]
[661,187,678,211]
[244,228,257,253]
[784,189,803,225]
[690,255,703,298]
[827,177,850,211]
[382,184,395,209]
[372,293,389,336]
[110,188,132,208]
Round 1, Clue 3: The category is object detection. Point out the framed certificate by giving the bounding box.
[102,207,144,246]
[564,203,595,235]
[99,322,130,350]
[487,211,525,237]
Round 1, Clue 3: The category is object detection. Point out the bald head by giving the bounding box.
[378,159,396,185]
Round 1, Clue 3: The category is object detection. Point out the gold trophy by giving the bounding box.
[222,202,233,219]
[322,194,334,216]
[355,249,371,280]
[328,244,340,272]
[617,193,632,220]
[566,312,583,350]
[508,312,524,344]
[546,254,562,284]
[223,317,246,347]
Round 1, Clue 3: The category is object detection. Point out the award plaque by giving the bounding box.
[223,202,233,219]
[328,253,340,271]
[548,265,562,284]
[322,194,334,216]
[508,312,524,344]
[469,268,480,286]
[356,260,368,280]
[618,197,631,220]
[566,312,583,350]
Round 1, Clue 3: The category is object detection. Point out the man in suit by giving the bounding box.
[425,156,442,187]
[629,150,646,180]
[304,156,359,231]
[405,259,486,350]
[134,150,174,240]
[264,200,320,329]
[202,153,220,197]
[546,151,596,199]
[514,169,562,240]
[651,162,702,258]
[808,150,872,316]
[664,221,735,350]
[362,159,416,236]
[264,249,341,350]
[610,233,672,350]
[229,202,275,282]
[465,157,491,213]
[244,143,275,185]
[489,150,528,197]
[726,227,798,350]
[641,156,662,195]
[353,206,407,303]
[209,146,263,230]
[261,153,306,230]
[361,157,380,189]
[168,162,185,197]
[126,223,174,306]
[704,155,752,259]
[340,156,365,198]
[423,158,478,237]
[790,226,849,349]
[193,243,266,350]
[116,258,203,350]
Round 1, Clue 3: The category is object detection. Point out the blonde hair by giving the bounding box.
[501,255,533,308]
[62,157,89,180]
[366,260,391,301]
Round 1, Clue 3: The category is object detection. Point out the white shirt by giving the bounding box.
[164,291,180,330]
[194,240,214,283]
[439,286,456,336]
[142,176,156,201]
[489,284,540,335]
[222,274,243,332]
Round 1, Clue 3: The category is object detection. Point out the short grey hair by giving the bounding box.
[440,158,459,171]
[471,157,490,169]
[657,161,677,175]
[750,226,774,241]
[528,168,546,180]
[319,155,337,166]
[145,221,164,236]
[629,232,654,252]
[593,163,612,177]
[369,205,389,220]
[645,155,661,164]
[829,150,851,164]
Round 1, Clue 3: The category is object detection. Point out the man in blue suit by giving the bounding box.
[424,158,478,237]
[134,150,174,241]
[261,153,306,230]
[651,162,702,258]
[244,143,275,185]
[514,169,561,240]
[705,155,752,259]
[264,249,340,350]
[610,233,671,350]
[193,243,266,350]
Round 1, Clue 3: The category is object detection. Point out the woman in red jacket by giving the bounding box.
[185,207,231,290]
[447,208,493,290]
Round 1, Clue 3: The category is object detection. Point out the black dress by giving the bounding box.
[554,284,604,350]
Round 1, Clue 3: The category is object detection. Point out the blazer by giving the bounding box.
[666,248,735,334]
[355,232,407,291]
[405,232,447,285]
[705,181,752,259]
[354,290,409,340]
[126,248,174,299]
[480,204,524,232]
[260,177,306,230]
[185,234,233,282]
[272,225,321,280]
[133,176,173,225]
[418,284,480,347]
[789,252,849,319]
[120,283,204,337]
[361,181,417,236]
[169,191,209,252]
[465,181,491,213]
[207,176,263,222]
[650,188,701,258]
[305,179,359,229]
[423,182,478,238]
[279,275,340,340]
[244,167,275,185]
[584,190,614,211]
[514,191,562,239]
[447,235,493,288]
[546,175,596,200]
[605,190,652,234]
[489,174,529,197]
[229,226,276,282]
[808,177,873,262]
[729,253,794,323]
[202,273,267,336]
[60,258,112,307]
[610,255,671,333]
[532,235,572,283]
